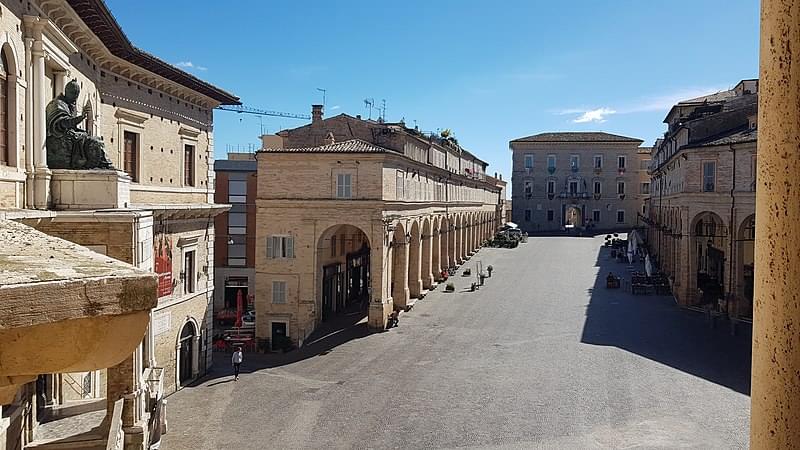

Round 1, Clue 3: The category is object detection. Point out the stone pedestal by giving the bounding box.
[33,167,51,210]
[50,169,131,210]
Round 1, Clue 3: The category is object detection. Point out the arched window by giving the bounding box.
[0,50,8,165]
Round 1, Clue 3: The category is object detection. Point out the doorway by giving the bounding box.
[271,322,288,351]
[178,321,196,384]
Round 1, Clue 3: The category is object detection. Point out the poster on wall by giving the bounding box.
[154,234,173,297]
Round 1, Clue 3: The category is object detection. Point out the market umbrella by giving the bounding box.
[234,289,243,328]
[645,254,653,277]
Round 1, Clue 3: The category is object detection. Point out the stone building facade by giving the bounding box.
[0,1,238,448]
[255,111,503,346]
[645,80,758,321]
[509,132,650,233]
[213,155,257,324]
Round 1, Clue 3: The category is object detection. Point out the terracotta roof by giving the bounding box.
[511,132,643,143]
[259,139,389,154]
[696,129,758,147]
[67,0,240,105]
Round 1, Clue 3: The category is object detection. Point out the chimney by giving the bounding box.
[312,104,324,124]
[356,114,362,120]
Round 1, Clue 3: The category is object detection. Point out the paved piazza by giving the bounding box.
[163,236,751,449]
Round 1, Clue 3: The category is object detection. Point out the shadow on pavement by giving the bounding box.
[183,308,372,388]
[580,244,752,395]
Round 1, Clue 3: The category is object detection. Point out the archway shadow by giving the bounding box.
[181,308,372,389]
[580,245,752,395]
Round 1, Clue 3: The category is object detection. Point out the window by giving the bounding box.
[524,153,533,169]
[335,173,352,199]
[703,161,716,192]
[396,171,405,199]
[547,180,555,194]
[547,155,556,170]
[524,181,532,194]
[618,156,626,169]
[267,236,295,259]
[570,155,579,170]
[640,159,651,170]
[227,242,246,267]
[594,181,602,195]
[593,210,601,222]
[641,182,650,194]
[524,209,532,221]
[272,281,287,304]
[330,236,337,257]
[123,131,138,182]
[547,210,554,221]
[228,212,246,236]
[228,180,247,203]
[594,155,603,169]
[0,51,8,165]
[617,210,626,223]
[183,250,196,294]
[569,181,578,194]
[184,144,195,186]
[617,181,626,195]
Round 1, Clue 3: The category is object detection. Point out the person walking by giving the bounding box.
[232,347,243,381]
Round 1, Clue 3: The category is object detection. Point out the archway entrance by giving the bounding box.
[692,212,727,308]
[317,224,371,322]
[178,321,196,384]
[737,215,755,319]
[566,205,582,228]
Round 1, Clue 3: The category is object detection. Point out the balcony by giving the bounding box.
[0,219,158,404]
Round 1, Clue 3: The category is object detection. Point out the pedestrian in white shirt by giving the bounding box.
[232,347,243,381]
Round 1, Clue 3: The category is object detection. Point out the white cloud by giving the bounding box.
[175,61,207,71]
[571,107,616,123]
[329,105,341,111]
[555,85,732,124]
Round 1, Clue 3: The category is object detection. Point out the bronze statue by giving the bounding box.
[46,79,114,170]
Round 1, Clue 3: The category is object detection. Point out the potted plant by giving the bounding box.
[487,265,493,277]
[445,282,455,292]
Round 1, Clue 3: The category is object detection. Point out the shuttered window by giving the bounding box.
[267,236,295,259]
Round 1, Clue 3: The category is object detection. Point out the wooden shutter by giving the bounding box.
[123,131,137,181]
[286,237,294,258]
[184,145,195,186]
[266,236,274,258]
[0,55,7,165]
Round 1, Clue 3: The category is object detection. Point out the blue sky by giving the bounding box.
[105,0,759,180]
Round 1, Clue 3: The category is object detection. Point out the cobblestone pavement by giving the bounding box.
[162,236,751,449]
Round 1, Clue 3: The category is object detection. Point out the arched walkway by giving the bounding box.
[691,212,728,307]
[177,319,199,389]
[735,214,755,319]
[391,223,410,308]
[316,224,371,321]
[408,220,422,298]
[421,218,434,289]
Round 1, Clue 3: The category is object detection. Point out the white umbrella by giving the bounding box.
[645,254,653,277]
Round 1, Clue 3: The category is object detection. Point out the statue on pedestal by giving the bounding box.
[46,79,114,170]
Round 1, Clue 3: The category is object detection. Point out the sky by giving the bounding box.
[105,0,760,181]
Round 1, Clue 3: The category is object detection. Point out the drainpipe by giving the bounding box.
[727,144,736,318]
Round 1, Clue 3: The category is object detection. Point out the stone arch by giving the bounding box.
[455,214,464,264]
[408,219,423,299]
[0,39,19,168]
[176,317,200,389]
[421,217,434,289]
[735,214,756,319]
[390,222,409,309]
[316,223,372,322]
[690,211,728,306]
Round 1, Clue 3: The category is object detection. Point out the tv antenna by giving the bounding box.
[364,98,375,120]
[316,88,327,110]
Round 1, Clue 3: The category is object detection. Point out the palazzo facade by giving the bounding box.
[645,80,758,321]
[255,110,504,346]
[0,1,238,448]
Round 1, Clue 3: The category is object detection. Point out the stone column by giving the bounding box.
[751,1,800,446]
[367,244,391,330]
[30,25,50,210]
[391,240,410,309]
[432,227,441,282]
[408,231,422,299]
[421,229,433,289]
